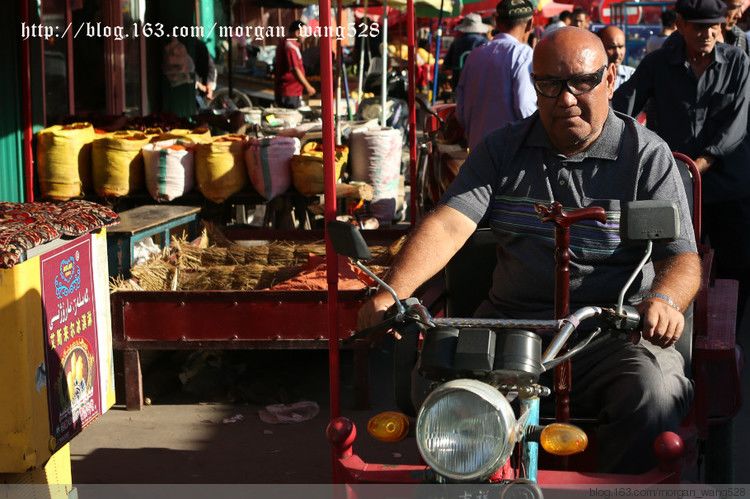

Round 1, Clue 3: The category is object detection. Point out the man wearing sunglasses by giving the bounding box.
[613,0,750,327]
[360,27,699,473]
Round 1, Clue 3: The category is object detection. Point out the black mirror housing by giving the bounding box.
[327,220,373,261]
[621,200,679,242]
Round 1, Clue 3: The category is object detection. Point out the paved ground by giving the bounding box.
[70,348,420,483]
[70,306,750,484]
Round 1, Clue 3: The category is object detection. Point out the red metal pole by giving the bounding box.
[407,0,417,226]
[321,0,341,483]
[21,0,34,202]
[321,0,340,422]
[65,0,75,116]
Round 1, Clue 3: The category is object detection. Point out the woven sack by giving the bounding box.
[245,136,300,200]
[36,123,96,200]
[195,135,248,203]
[92,131,149,197]
[290,142,349,196]
[160,127,212,144]
[349,127,403,222]
[143,139,195,202]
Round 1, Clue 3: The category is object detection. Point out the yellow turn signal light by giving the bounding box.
[540,423,589,456]
[367,411,410,442]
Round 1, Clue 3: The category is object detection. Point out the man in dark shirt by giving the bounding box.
[445,13,492,93]
[722,0,749,54]
[613,0,750,320]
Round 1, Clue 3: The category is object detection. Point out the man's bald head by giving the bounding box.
[531,27,616,156]
[534,27,608,76]
[598,25,627,66]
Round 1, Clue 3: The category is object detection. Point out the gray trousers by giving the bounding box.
[567,336,693,473]
[412,336,693,474]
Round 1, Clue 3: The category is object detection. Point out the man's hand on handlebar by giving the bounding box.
[357,293,402,343]
[636,299,685,348]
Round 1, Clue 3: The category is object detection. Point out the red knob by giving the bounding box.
[326,416,357,450]
[653,431,684,472]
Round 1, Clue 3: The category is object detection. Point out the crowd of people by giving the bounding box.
[357,0,750,476]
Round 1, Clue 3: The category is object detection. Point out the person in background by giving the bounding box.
[722,0,749,54]
[274,20,315,109]
[194,39,217,109]
[456,0,537,149]
[445,13,493,92]
[598,25,635,89]
[646,9,678,53]
[544,10,572,37]
[571,7,591,30]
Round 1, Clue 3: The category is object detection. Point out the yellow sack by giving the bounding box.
[195,135,248,203]
[36,123,95,200]
[139,128,165,142]
[160,127,212,144]
[291,142,349,196]
[92,131,150,197]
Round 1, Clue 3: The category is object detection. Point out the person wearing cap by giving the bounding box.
[722,0,749,54]
[598,26,635,89]
[613,0,750,323]
[445,13,493,92]
[455,0,537,149]
[359,27,699,473]
[274,20,316,109]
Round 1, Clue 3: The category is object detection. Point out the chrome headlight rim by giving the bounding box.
[416,379,517,482]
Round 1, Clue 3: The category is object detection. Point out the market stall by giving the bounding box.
[0,200,119,488]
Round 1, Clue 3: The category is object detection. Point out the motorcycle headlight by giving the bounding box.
[416,379,517,482]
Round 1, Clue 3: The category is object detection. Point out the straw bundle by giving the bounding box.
[200,246,229,266]
[257,265,304,289]
[232,264,265,290]
[267,241,296,265]
[226,245,269,265]
[172,239,204,269]
[293,242,327,264]
[130,259,175,291]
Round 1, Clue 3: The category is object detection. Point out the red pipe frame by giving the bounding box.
[321,0,341,427]
[407,0,417,227]
[20,0,34,202]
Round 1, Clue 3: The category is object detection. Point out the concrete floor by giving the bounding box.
[69,307,750,484]
[70,349,420,483]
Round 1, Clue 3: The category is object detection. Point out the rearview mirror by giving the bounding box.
[327,221,373,261]
[621,201,679,242]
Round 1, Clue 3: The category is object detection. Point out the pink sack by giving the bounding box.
[245,136,301,200]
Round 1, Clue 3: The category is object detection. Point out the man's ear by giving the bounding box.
[606,62,617,97]
[526,18,533,32]
[675,14,685,32]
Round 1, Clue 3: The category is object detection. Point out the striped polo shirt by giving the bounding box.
[441,109,696,319]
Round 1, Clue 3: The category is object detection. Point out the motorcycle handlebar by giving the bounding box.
[343,315,399,345]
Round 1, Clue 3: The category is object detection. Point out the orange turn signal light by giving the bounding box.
[367,411,410,442]
[540,423,588,456]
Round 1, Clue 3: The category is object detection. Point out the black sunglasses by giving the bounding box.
[531,65,609,99]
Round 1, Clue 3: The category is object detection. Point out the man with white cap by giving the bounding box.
[456,0,537,149]
[445,13,493,92]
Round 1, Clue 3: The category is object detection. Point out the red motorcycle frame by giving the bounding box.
[327,152,742,487]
